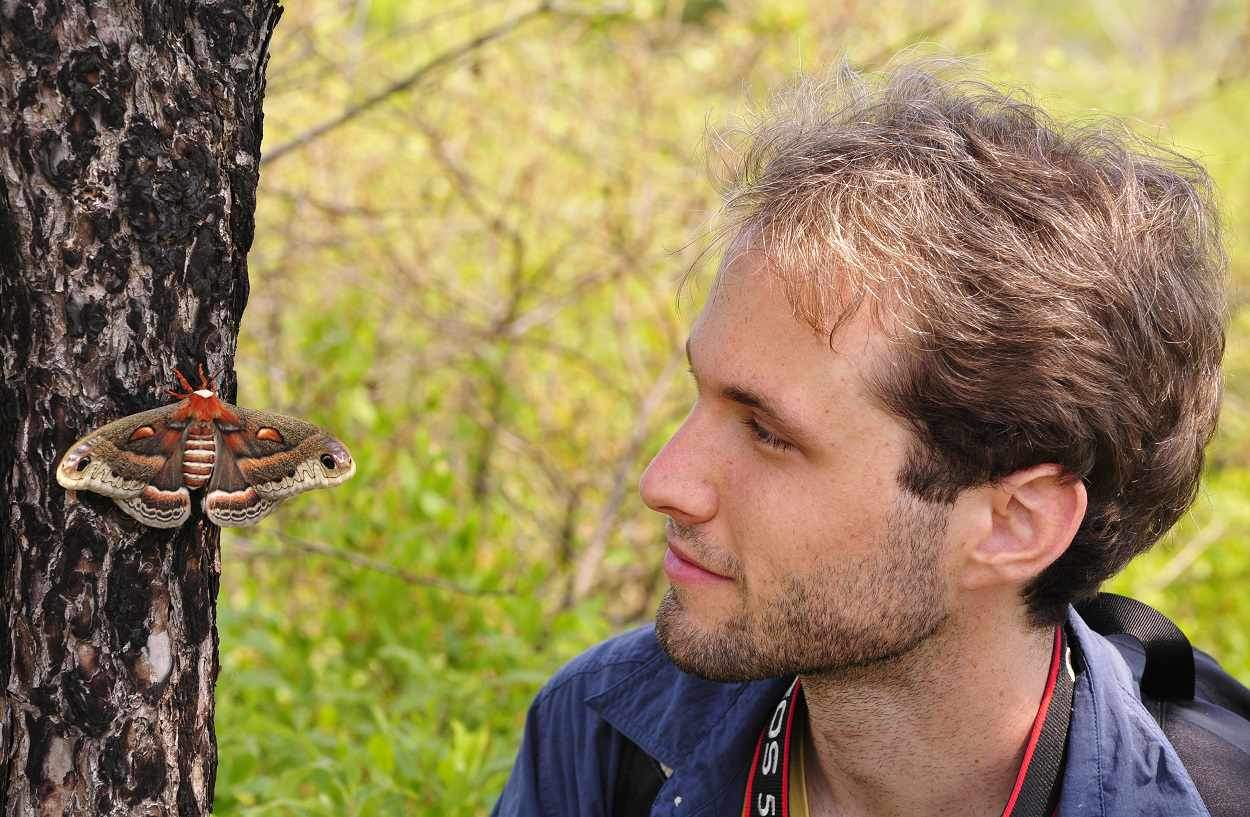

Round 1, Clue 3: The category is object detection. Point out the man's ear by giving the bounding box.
[959,463,1087,591]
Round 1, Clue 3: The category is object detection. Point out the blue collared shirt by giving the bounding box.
[492,608,1210,816]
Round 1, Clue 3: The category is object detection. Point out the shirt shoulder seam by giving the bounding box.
[539,655,657,700]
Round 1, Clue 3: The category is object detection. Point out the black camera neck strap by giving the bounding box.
[741,625,1076,817]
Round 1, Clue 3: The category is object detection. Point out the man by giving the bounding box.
[493,61,1226,816]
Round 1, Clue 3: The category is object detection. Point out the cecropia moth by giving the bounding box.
[56,368,355,528]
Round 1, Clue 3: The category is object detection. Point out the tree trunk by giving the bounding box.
[0,2,282,814]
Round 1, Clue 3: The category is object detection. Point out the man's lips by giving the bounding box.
[663,539,733,584]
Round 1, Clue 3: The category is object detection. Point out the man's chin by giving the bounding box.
[654,585,950,682]
[654,588,765,682]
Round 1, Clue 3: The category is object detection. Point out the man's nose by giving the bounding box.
[639,414,718,526]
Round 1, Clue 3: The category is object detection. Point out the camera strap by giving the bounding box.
[740,625,1075,817]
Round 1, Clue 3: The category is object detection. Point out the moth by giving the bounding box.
[56,368,356,528]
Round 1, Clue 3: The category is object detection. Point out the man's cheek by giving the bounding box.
[738,555,787,601]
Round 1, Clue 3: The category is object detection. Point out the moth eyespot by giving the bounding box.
[257,427,284,443]
[286,469,296,478]
[77,456,92,471]
[320,454,336,470]
[129,425,156,441]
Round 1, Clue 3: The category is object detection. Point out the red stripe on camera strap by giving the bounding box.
[741,626,1075,817]
[740,675,803,817]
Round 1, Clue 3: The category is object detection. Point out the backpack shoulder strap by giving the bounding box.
[1076,592,1250,817]
[1074,592,1195,700]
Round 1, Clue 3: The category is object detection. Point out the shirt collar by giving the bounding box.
[586,611,1211,817]
[584,641,789,815]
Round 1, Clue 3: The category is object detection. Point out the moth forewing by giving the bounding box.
[56,403,188,499]
[56,446,149,499]
[228,407,356,500]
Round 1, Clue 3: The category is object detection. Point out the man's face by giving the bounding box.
[640,250,957,681]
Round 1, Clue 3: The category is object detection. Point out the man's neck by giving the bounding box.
[798,604,1056,817]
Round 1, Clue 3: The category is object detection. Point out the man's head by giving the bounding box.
[641,61,1225,681]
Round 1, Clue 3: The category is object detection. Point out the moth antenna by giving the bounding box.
[173,368,194,393]
[197,364,212,391]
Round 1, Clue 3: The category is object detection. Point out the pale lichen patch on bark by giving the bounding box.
[75,642,97,674]
[43,734,75,789]
[135,630,172,687]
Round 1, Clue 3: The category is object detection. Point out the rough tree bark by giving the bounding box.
[0,2,282,814]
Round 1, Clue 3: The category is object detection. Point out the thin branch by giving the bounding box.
[262,4,550,165]
[572,349,685,599]
[1143,519,1228,592]
[858,13,959,69]
[505,275,609,336]
[1154,63,1250,119]
[412,116,518,241]
[229,531,510,596]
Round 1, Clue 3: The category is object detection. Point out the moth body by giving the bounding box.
[56,369,355,529]
[182,425,217,489]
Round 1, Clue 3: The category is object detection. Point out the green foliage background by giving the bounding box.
[216,1,1250,813]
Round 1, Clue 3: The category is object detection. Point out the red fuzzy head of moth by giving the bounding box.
[167,366,240,424]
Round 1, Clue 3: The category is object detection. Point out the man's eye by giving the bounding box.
[742,417,794,452]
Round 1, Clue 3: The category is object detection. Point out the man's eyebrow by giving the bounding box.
[686,337,808,439]
[722,385,802,434]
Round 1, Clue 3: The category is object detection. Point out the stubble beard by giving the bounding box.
[655,495,952,682]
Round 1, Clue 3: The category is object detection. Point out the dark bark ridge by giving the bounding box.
[1,2,281,815]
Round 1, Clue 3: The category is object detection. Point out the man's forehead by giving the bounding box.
[706,238,769,305]
[701,246,887,364]
[691,256,894,421]
[709,228,897,334]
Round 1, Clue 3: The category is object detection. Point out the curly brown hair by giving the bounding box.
[713,60,1227,626]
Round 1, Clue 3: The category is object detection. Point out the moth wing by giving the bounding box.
[57,402,187,491]
[202,405,354,526]
[112,439,190,528]
[203,426,280,527]
[113,485,192,528]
